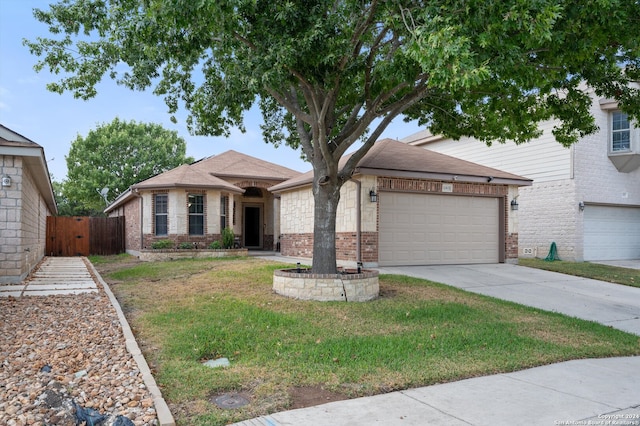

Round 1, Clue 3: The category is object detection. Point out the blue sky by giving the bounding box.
[0,1,422,182]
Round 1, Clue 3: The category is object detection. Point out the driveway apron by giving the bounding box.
[378,263,640,336]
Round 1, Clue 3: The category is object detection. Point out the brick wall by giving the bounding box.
[281,232,377,264]
[506,233,519,263]
[281,233,313,258]
[280,176,515,266]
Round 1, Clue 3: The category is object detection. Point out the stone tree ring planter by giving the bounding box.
[273,267,379,302]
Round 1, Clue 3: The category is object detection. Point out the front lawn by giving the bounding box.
[93,256,640,426]
[519,258,639,288]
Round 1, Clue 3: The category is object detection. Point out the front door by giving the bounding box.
[243,204,262,248]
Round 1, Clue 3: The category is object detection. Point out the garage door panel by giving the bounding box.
[584,206,640,260]
[379,193,499,266]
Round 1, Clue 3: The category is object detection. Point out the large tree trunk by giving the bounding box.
[311,178,342,274]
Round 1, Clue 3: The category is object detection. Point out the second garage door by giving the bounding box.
[379,193,500,266]
[584,205,640,261]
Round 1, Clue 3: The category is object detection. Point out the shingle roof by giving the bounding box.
[0,124,57,214]
[270,138,531,192]
[0,124,41,147]
[359,139,529,180]
[191,150,301,181]
[106,149,303,212]
[132,164,244,193]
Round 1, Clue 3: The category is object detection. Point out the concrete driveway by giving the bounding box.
[377,263,640,336]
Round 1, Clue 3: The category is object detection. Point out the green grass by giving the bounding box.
[94,257,640,426]
[519,258,639,288]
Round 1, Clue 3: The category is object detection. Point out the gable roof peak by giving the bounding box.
[191,149,302,180]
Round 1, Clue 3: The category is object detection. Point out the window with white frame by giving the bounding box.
[611,111,631,152]
[154,194,168,236]
[188,194,204,235]
[220,195,228,230]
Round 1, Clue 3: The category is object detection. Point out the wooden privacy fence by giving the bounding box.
[46,216,125,256]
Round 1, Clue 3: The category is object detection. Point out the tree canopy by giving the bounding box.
[62,118,192,214]
[26,0,640,271]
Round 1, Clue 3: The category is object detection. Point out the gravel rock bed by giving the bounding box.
[0,289,158,425]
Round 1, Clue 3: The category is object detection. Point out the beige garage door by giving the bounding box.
[379,193,500,266]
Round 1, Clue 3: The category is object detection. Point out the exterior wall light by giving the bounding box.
[1,176,11,187]
[369,190,378,203]
[579,201,585,211]
[510,198,519,211]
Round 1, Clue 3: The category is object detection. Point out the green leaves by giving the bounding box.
[25,0,640,268]
[61,118,192,214]
[407,16,489,91]
[26,0,640,151]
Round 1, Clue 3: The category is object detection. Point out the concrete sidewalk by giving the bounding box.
[236,356,640,426]
[235,255,640,426]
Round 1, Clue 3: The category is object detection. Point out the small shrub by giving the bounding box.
[151,239,174,250]
[178,242,194,249]
[209,240,222,249]
[222,227,235,249]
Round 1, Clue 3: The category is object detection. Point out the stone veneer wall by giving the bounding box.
[18,165,48,276]
[280,177,516,265]
[273,269,379,302]
[122,188,277,252]
[138,248,248,261]
[0,156,23,282]
[142,233,225,250]
[0,156,51,283]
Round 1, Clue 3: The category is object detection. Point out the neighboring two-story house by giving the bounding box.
[402,91,640,262]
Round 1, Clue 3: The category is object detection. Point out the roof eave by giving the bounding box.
[269,177,313,193]
[104,188,136,214]
[1,144,58,214]
[105,183,246,213]
[356,167,533,186]
[404,133,445,147]
[212,172,295,181]
[132,183,245,193]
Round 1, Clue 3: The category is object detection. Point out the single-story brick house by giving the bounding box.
[0,124,57,283]
[104,150,301,253]
[106,140,531,266]
[271,139,532,267]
